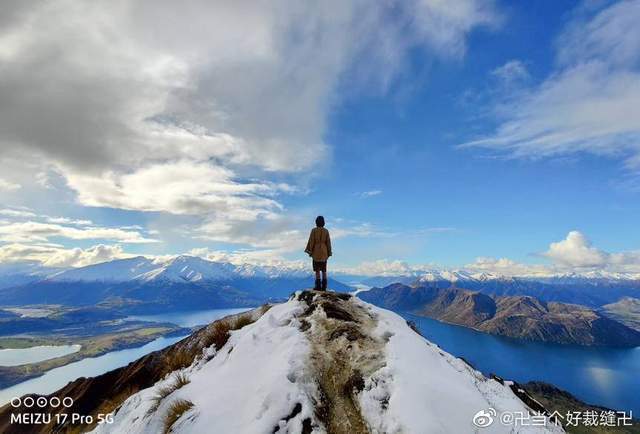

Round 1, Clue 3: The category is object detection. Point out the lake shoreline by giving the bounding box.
[403,312,640,414]
[0,325,189,389]
[0,344,81,367]
[0,307,250,400]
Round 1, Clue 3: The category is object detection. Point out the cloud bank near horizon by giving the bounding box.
[2,230,639,277]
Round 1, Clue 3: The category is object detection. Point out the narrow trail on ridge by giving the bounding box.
[295,290,387,434]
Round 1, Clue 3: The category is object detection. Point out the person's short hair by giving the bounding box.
[315,216,325,227]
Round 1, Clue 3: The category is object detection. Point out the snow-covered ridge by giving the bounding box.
[3,256,639,285]
[415,269,640,284]
[92,291,562,434]
[46,255,309,283]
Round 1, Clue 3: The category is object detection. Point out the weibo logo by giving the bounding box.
[473,408,497,428]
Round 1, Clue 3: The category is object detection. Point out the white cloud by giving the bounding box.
[0,0,496,171]
[359,190,383,198]
[468,231,640,275]
[467,231,640,275]
[0,221,157,244]
[0,243,133,268]
[339,231,640,276]
[0,0,496,249]
[0,208,36,218]
[462,0,640,171]
[0,208,93,226]
[543,230,608,268]
[0,178,20,191]
[64,160,286,217]
[44,217,93,226]
[491,59,529,84]
[465,256,549,276]
[336,259,417,276]
[542,230,640,272]
[194,217,387,254]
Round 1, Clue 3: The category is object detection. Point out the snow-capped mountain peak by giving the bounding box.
[48,256,156,282]
[46,255,309,283]
[417,269,477,283]
[137,255,237,283]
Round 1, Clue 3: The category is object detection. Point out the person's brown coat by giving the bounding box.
[305,227,332,262]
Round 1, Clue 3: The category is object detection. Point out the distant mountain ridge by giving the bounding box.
[349,270,640,308]
[350,269,640,287]
[358,284,640,347]
[2,257,640,310]
[0,256,350,313]
[47,255,309,283]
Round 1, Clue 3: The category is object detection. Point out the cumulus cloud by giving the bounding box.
[462,0,640,171]
[469,231,640,275]
[0,0,496,172]
[0,243,133,268]
[338,231,640,277]
[0,0,496,251]
[64,160,286,216]
[542,230,640,272]
[465,256,549,276]
[543,230,608,268]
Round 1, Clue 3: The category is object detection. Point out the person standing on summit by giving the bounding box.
[305,216,332,291]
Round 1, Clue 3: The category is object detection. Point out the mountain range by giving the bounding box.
[0,256,351,312]
[350,270,640,308]
[2,256,640,314]
[358,283,640,347]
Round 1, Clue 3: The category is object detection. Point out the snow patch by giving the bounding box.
[357,299,562,433]
[92,300,319,434]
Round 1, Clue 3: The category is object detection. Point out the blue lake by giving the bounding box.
[126,307,251,328]
[0,344,81,366]
[0,335,185,406]
[0,308,250,405]
[403,312,640,414]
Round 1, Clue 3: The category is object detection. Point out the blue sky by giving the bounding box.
[0,0,639,275]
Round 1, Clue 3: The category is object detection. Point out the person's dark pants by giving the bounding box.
[313,261,327,291]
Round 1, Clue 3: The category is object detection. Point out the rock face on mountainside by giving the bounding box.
[601,297,640,332]
[350,272,640,308]
[0,291,563,433]
[359,284,640,347]
[522,382,640,434]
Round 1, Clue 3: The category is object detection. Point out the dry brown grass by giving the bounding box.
[163,399,194,433]
[259,304,272,315]
[200,307,271,352]
[201,311,260,350]
[147,372,191,415]
[164,349,194,373]
[231,313,254,330]
[202,320,232,350]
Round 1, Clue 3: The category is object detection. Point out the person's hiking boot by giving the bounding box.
[314,278,321,291]
[321,278,327,291]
